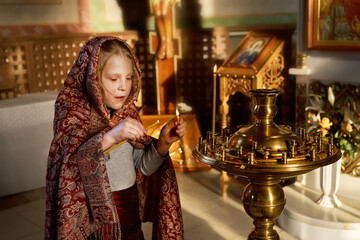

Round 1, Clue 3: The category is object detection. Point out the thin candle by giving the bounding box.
[103,120,160,154]
[212,64,217,140]
[176,109,180,125]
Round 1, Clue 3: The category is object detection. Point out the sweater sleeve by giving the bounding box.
[133,139,168,176]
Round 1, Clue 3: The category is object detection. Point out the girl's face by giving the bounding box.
[101,54,133,110]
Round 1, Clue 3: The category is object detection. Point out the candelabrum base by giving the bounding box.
[242,179,285,240]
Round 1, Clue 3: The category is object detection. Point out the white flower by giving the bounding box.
[305,94,324,113]
[307,112,322,132]
[344,107,360,130]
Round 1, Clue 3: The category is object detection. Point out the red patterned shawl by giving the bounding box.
[45,36,184,240]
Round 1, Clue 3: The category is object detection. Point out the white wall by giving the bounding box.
[198,0,298,17]
[0,92,57,197]
[304,51,360,84]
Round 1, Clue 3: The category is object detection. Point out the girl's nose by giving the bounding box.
[117,78,126,91]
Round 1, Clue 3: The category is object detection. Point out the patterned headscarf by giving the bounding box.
[45,36,183,239]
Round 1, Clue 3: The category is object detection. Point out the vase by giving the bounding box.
[317,151,342,208]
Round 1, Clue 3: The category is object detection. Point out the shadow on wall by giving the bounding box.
[116,0,150,33]
[176,0,202,29]
[117,0,202,30]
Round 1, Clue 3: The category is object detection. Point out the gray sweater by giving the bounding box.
[104,141,166,192]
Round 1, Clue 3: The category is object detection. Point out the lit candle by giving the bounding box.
[212,64,217,140]
[176,108,180,125]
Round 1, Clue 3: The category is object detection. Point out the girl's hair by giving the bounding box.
[97,39,139,88]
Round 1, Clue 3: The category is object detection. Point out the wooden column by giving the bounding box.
[149,33,180,114]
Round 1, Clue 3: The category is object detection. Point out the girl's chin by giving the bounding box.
[108,103,123,110]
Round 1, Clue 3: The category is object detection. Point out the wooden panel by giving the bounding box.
[0,31,139,98]
[141,113,210,172]
[27,36,87,92]
[309,81,360,113]
[135,36,157,114]
[177,29,228,135]
[0,39,29,97]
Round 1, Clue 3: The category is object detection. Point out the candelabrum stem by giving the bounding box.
[242,178,285,240]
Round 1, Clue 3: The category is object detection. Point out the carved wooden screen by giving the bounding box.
[0,32,139,99]
[0,38,29,99]
[28,35,87,93]
[309,81,360,113]
[134,36,157,112]
[176,28,229,134]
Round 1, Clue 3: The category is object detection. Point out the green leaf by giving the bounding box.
[309,93,322,99]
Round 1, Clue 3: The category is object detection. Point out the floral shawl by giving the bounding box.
[45,36,184,240]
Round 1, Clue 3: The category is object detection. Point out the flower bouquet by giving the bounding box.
[306,86,360,159]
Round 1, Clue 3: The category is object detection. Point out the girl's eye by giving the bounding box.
[126,76,133,81]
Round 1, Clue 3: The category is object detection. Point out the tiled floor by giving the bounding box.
[0,169,298,240]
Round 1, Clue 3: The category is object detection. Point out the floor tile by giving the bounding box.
[19,230,44,240]
[0,210,42,240]
[12,199,45,229]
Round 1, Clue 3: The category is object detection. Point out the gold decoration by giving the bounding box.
[217,31,285,130]
[262,52,285,90]
[342,152,360,176]
[225,76,252,97]
[193,89,341,240]
[142,114,210,172]
[296,53,308,69]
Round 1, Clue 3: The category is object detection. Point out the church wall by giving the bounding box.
[305,52,360,84]
[0,0,91,37]
[293,0,360,129]
[0,0,298,37]
[295,0,360,85]
[177,0,298,29]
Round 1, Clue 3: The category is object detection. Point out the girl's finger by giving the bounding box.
[124,117,146,135]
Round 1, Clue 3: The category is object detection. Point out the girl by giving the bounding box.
[45,36,185,240]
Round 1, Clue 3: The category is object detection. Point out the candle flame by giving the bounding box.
[176,109,180,125]
[213,64,217,73]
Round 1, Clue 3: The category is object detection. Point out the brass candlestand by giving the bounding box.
[193,89,341,240]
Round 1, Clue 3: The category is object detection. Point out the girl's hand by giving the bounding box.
[156,117,186,156]
[102,117,147,150]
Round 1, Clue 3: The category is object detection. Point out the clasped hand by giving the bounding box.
[103,117,186,157]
